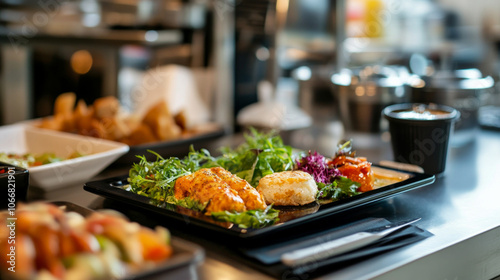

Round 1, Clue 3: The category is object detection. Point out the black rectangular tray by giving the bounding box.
[51,201,205,280]
[84,166,435,239]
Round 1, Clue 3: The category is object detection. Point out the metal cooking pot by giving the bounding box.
[408,69,494,144]
[331,65,410,133]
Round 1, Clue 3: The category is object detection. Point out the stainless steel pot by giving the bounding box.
[408,69,494,144]
[331,65,410,133]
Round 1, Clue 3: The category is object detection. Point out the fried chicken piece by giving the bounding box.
[93,96,120,119]
[142,101,181,141]
[210,167,267,210]
[123,124,158,145]
[174,169,246,214]
[54,92,76,117]
[53,92,76,132]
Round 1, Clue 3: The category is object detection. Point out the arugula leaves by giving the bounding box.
[181,148,219,172]
[211,205,280,229]
[316,176,361,201]
[128,151,191,202]
[165,197,207,212]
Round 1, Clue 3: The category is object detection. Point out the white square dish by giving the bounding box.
[0,124,129,190]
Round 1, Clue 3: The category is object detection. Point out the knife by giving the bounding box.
[281,218,421,267]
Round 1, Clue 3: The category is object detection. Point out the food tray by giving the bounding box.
[84,166,435,239]
[51,201,205,280]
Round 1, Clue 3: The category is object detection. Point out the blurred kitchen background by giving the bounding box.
[1,0,500,152]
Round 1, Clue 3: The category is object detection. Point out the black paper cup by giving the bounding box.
[383,103,460,175]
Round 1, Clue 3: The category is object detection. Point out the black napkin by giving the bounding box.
[239,217,433,278]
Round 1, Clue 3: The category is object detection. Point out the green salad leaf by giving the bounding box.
[0,152,70,168]
[181,147,219,172]
[128,151,192,202]
[164,196,207,212]
[211,205,279,229]
[35,153,63,164]
[0,153,32,168]
[316,176,361,201]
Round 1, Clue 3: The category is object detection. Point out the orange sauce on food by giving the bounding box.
[330,156,374,192]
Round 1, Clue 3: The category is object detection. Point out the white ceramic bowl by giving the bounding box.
[0,124,129,190]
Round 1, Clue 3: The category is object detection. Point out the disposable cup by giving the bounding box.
[383,103,460,175]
